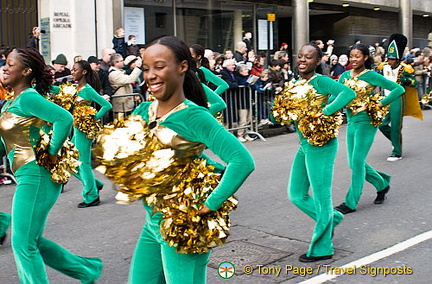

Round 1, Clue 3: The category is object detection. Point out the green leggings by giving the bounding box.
[379,96,404,156]
[0,211,10,238]
[288,138,343,257]
[11,162,102,284]
[72,128,103,203]
[345,115,391,209]
[129,205,210,284]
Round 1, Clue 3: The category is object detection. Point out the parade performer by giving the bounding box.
[0,47,102,283]
[98,36,254,283]
[334,44,404,214]
[272,43,355,262]
[378,34,422,161]
[70,60,112,208]
[190,43,228,115]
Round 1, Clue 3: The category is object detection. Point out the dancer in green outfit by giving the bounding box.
[280,43,355,262]
[125,36,254,283]
[334,44,404,215]
[71,60,112,208]
[0,47,102,283]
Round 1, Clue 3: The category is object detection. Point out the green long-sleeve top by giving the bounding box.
[202,83,227,115]
[76,84,112,120]
[338,70,404,121]
[200,66,229,95]
[133,99,255,211]
[311,74,356,116]
[0,88,73,174]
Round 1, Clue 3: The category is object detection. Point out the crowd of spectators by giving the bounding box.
[2,29,432,142]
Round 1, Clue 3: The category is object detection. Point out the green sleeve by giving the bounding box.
[17,90,73,155]
[312,75,356,115]
[201,67,229,95]
[161,104,255,211]
[79,84,113,120]
[360,71,404,106]
[202,83,226,115]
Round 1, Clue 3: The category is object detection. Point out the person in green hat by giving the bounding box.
[52,53,71,84]
[378,34,422,162]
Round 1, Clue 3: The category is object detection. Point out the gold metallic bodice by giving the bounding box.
[148,101,205,159]
[0,110,44,172]
[73,95,92,109]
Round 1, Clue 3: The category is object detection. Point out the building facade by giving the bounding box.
[1,0,431,64]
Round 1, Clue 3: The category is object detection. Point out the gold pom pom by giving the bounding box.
[366,93,389,127]
[34,131,81,184]
[343,77,389,127]
[272,79,342,146]
[73,105,102,139]
[421,92,432,105]
[49,83,78,111]
[95,115,237,253]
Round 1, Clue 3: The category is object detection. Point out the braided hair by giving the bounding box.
[14,47,53,96]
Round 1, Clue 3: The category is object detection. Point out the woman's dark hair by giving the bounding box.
[188,44,207,85]
[190,44,210,70]
[351,43,374,70]
[14,46,53,96]
[75,60,101,93]
[302,43,323,74]
[146,36,208,108]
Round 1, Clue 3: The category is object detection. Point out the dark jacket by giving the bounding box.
[220,68,239,89]
[112,36,126,57]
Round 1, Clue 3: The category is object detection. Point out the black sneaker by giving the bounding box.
[77,197,101,208]
[374,186,390,204]
[0,233,7,246]
[299,253,332,263]
[334,203,356,214]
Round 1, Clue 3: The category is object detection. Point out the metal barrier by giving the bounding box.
[101,90,268,142]
[221,86,266,142]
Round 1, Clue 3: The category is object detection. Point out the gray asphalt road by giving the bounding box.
[1,110,431,284]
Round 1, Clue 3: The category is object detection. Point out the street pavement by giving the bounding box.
[1,110,431,284]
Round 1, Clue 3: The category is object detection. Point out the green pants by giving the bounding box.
[0,211,11,238]
[288,138,343,257]
[72,128,103,203]
[129,204,210,284]
[379,96,404,156]
[11,162,102,283]
[345,114,391,209]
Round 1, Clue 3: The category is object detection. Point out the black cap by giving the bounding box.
[87,56,100,64]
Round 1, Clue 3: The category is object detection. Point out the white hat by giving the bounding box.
[124,55,138,66]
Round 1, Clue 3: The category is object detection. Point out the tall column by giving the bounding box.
[112,0,124,30]
[233,10,243,46]
[400,0,412,47]
[293,0,309,59]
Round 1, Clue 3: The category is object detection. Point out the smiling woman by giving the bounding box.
[104,36,255,284]
[272,43,355,263]
[0,47,102,283]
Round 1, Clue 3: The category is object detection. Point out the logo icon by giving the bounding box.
[218,261,235,279]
